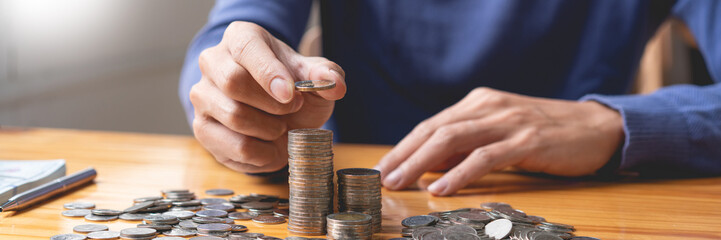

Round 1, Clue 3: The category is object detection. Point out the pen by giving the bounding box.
[0,167,97,212]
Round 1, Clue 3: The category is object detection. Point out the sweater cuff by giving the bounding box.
[580,94,689,173]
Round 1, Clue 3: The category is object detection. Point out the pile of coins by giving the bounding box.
[398,202,599,240]
[53,189,297,240]
[336,168,382,233]
[326,212,373,240]
[287,129,335,235]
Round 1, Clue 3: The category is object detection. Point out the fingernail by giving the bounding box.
[427,178,449,195]
[383,170,402,189]
[329,69,342,79]
[270,78,292,102]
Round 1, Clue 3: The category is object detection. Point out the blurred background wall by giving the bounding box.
[0,0,214,135]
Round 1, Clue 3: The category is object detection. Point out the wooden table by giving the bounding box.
[0,128,720,240]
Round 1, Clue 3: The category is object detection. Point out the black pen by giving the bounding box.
[0,167,97,212]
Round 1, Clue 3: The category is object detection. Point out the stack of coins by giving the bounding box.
[336,168,382,232]
[326,212,373,240]
[287,129,335,235]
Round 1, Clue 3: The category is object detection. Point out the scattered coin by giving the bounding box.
[91,209,122,216]
[86,231,120,239]
[119,213,149,221]
[294,80,336,92]
[402,215,439,228]
[134,196,163,203]
[205,189,235,196]
[50,233,86,240]
[123,201,155,213]
[73,224,109,233]
[196,209,228,218]
[252,215,286,224]
[119,227,157,239]
[62,209,92,217]
[163,228,197,237]
[84,214,118,222]
[64,202,96,210]
[228,212,255,220]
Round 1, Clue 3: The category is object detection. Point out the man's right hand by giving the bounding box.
[190,21,346,173]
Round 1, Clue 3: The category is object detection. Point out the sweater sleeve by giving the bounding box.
[580,0,721,175]
[179,0,312,125]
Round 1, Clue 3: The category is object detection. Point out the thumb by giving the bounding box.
[302,57,347,101]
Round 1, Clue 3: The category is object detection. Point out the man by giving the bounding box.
[180,0,721,196]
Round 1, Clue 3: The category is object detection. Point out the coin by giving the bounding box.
[326,212,372,240]
[153,237,187,240]
[123,201,155,213]
[228,212,256,220]
[402,215,439,228]
[119,227,157,238]
[91,209,122,216]
[64,202,96,210]
[203,203,236,212]
[86,231,120,239]
[294,80,336,92]
[205,189,235,196]
[252,215,286,224]
[199,198,229,205]
[230,224,248,232]
[51,233,86,240]
[287,128,335,235]
[189,236,225,240]
[73,224,109,233]
[84,214,118,222]
[62,209,92,217]
[134,196,163,203]
[163,210,195,220]
[196,209,228,218]
[485,219,513,239]
[336,167,382,233]
[163,228,197,237]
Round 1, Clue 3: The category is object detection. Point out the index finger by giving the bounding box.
[225,22,296,103]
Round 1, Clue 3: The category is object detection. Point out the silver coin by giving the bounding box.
[73,223,109,233]
[228,212,256,220]
[442,225,477,236]
[205,188,235,196]
[119,213,150,221]
[203,203,236,212]
[62,209,92,217]
[64,202,96,210]
[402,215,438,228]
[134,196,163,203]
[137,224,173,232]
[153,237,187,240]
[123,201,155,213]
[179,220,200,229]
[120,227,157,237]
[163,228,197,237]
[51,233,87,240]
[86,231,120,239]
[163,210,195,220]
[484,219,512,239]
[252,215,286,224]
[84,214,118,222]
[196,209,228,218]
[91,209,122,216]
[199,198,229,205]
[230,224,248,232]
[240,201,275,210]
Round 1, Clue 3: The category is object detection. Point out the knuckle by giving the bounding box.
[189,83,202,105]
[414,120,435,137]
[470,87,492,96]
[430,126,458,148]
[226,105,250,130]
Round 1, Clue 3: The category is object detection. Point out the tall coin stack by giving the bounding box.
[326,212,373,240]
[337,168,382,233]
[287,129,335,235]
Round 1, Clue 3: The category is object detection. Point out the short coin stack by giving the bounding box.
[336,168,382,233]
[326,212,373,240]
[287,129,335,235]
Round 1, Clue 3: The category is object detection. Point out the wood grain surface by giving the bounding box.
[0,127,720,240]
